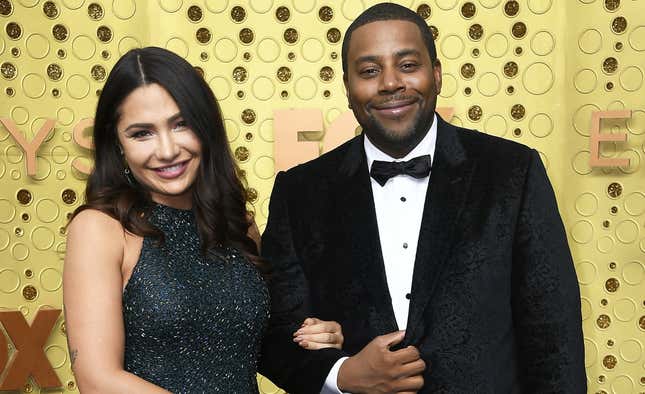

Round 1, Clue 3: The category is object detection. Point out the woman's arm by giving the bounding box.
[63,209,170,394]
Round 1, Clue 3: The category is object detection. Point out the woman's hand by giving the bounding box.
[292,317,344,350]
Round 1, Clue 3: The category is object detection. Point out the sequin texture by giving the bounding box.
[122,204,269,393]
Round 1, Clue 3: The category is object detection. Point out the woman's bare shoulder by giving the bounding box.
[66,209,126,265]
[67,208,123,235]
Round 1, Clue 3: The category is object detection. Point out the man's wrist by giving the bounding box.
[336,355,357,393]
[321,356,349,394]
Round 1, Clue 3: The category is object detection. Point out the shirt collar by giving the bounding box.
[364,113,438,170]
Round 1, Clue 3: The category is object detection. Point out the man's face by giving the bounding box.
[344,20,442,157]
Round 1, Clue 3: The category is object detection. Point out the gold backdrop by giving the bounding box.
[1,0,644,393]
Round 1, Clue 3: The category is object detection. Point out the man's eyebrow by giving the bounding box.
[354,49,422,65]
[355,55,380,65]
[395,48,422,58]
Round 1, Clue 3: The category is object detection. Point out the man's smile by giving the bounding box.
[369,97,419,119]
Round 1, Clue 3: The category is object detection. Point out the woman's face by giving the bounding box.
[116,83,202,209]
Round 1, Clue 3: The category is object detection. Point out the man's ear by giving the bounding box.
[343,74,352,109]
[343,74,349,95]
[432,59,442,94]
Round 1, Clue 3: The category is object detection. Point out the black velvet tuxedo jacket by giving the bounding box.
[259,115,586,393]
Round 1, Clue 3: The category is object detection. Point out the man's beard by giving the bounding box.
[364,104,434,149]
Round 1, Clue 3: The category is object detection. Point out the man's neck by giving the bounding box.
[365,131,429,159]
[365,115,436,159]
[364,114,438,165]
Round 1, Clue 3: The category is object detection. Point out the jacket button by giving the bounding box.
[405,293,412,300]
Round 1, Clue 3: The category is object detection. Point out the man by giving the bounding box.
[259,3,586,393]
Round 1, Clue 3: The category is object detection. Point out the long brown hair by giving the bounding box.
[72,47,263,271]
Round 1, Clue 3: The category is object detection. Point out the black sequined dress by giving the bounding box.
[122,204,269,393]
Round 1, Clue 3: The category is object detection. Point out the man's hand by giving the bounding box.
[337,331,425,393]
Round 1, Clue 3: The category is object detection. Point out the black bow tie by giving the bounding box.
[370,155,432,186]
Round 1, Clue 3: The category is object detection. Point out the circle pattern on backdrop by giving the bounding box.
[522,62,554,94]
[1,2,644,393]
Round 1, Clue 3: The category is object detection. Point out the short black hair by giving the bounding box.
[341,2,438,74]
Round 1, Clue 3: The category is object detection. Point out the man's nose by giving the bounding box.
[379,67,404,94]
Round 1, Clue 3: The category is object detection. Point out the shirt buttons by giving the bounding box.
[405,293,412,300]
[400,196,407,202]
[403,242,408,249]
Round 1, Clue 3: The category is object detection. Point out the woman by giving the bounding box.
[63,47,342,393]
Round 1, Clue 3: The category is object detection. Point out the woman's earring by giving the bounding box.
[124,167,136,186]
[121,147,135,185]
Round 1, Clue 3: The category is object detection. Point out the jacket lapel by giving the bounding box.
[404,117,476,346]
[334,135,399,334]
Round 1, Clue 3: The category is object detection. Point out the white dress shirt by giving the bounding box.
[321,115,438,393]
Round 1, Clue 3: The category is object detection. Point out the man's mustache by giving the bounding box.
[368,95,420,109]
